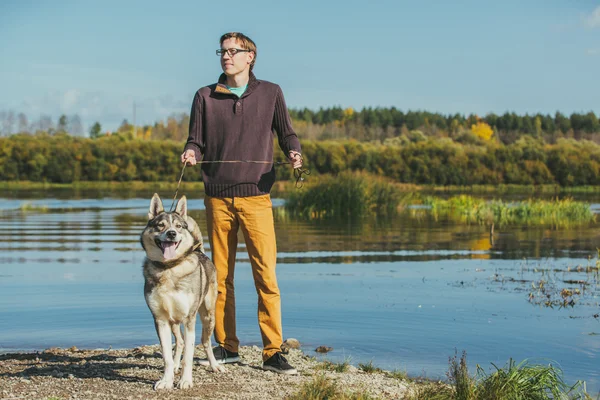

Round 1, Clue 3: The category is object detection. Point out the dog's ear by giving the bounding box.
[175,195,187,217]
[148,193,164,220]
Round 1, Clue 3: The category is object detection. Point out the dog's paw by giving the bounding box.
[177,376,193,389]
[154,379,174,390]
[210,363,226,373]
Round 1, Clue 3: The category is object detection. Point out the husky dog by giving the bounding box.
[141,193,225,390]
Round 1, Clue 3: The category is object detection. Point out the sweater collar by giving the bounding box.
[215,72,259,97]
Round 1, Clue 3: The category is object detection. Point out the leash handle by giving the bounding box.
[294,166,311,188]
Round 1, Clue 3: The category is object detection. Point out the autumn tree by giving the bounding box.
[471,120,494,141]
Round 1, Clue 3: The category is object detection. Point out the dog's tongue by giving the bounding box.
[162,242,178,260]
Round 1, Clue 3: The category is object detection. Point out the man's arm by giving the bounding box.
[272,86,302,167]
[181,92,204,165]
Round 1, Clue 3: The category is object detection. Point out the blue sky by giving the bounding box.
[1,0,599,132]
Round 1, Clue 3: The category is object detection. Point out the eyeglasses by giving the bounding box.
[216,48,252,57]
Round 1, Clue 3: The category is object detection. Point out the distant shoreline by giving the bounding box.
[2,180,600,195]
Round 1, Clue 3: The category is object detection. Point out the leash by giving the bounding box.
[168,159,310,211]
[169,162,188,211]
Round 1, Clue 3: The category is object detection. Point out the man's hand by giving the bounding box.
[181,149,197,166]
[288,151,303,169]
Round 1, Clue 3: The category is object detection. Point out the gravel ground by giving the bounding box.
[0,345,415,399]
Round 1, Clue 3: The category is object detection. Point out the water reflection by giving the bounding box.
[0,192,599,393]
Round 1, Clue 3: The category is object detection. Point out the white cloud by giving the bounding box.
[583,6,600,28]
[586,48,600,56]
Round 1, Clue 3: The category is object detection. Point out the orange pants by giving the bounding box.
[204,194,282,361]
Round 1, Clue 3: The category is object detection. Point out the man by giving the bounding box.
[180,32,302,375]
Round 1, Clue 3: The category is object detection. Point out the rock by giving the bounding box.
[315,346,333,353]
[283,338,301,349]
[281,338,301,354]
[69,346,78,352]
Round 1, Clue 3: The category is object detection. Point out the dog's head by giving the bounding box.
[141,193,196,263]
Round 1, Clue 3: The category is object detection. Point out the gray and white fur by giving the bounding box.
[141,193,224,390]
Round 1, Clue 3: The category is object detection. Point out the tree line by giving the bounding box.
[1,133,598,186]
[289,108,600,143]
[2,109,599,145]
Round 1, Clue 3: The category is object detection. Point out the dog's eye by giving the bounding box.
[175,224,182,229]
[157,222,166,229]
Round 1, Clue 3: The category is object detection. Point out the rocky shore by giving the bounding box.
[0,344,416,399]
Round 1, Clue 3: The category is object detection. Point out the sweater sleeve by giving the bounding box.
[184,92,204,159]
[272,86,302,155]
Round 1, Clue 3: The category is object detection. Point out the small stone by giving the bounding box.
[68,374,75,379]
[283,338,301,349]
[315,346,333,353]
[69,346,78,352]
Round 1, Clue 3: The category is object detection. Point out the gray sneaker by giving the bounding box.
[198,346,240,366]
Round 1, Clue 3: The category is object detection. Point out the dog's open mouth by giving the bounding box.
[156,239,181,260]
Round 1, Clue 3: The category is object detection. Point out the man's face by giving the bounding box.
[220,38,254,76]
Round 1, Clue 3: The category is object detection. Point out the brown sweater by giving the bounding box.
[184,72,302,197]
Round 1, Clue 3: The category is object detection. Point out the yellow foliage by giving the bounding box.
[343,107,354,120]
[471,121,494,141]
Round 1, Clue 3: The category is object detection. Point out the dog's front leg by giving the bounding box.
[171,323,184,374]
[154,320,175,390]
[177,315,197,389]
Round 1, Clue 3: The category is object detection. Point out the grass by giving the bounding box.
[427,184,600,194]
[422,194,595,227]
[475,359,584,400]
[387,369,410,381]
[318,358,351,373]
[19,202,49,212]
[289,352,597,400]
[285,171,406,219]
[286,374,377,400]
[0,180,206,191]
[282,173,596,226]
[3,179,600,196]
[408,351,593,400]
[357,361,384,374]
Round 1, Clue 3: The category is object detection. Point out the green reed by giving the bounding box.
[287,374,377,400]
[409,352,592,400]
[423,195,595,227]
[285,171,404,219]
